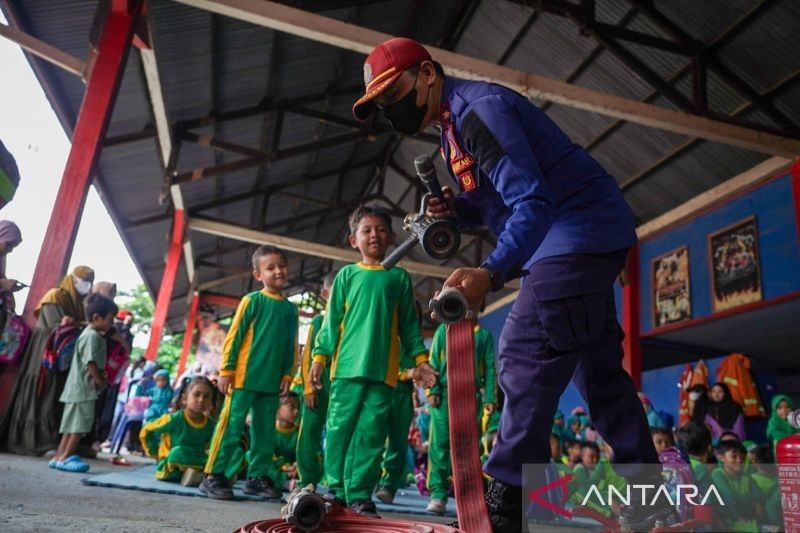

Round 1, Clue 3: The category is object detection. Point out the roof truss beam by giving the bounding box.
[0,22,86,78]
[170,0,800,157]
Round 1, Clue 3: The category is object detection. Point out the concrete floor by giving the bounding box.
[0,453,453,532]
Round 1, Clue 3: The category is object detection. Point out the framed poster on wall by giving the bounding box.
[652,246,692,328]
[708,216,762,312]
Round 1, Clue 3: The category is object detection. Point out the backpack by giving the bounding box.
[0,313,30,365]
[104,339,129,385]
[42,325,81,372]
[659,446,697,522]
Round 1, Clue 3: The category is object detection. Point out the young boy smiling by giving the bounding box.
[201,245,298,501]
[310,205,437,517]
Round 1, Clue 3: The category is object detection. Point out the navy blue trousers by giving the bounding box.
[484,251,658,486]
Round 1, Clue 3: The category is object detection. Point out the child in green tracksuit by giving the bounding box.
[140,376,216,484]
[676,422,714,493]
[767,394,798,453]
[273,392,300,491]
[711,440,767,531]
[309,205,437,517]
[201,245,298,501]
[296,273,334,489]
[425,322,496,516]
[569,441,627,518]
[375,302,424,504]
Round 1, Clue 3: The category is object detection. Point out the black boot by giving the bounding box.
[485,478,523,533]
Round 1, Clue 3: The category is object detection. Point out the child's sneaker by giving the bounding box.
[350,499,380,518]
[180,468,204,487]
[243,476,282,499]
[199,475,233,500]
[323,491,345,507]
[426,498,447,515]
[374,486,395,504]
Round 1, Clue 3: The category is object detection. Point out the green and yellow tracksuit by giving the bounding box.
[204,289,298,482]
[297,313,330,488]
[312,263,428,503]
[273,422,299,488]
[426,323,496,503]
[711,466,766,531]
[378,346,417,493]
[140,410,216,481]
[569,460,628,517]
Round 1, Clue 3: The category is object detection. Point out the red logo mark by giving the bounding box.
[527,474,573,519]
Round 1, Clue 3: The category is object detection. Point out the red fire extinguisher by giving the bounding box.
[777,411,800,532]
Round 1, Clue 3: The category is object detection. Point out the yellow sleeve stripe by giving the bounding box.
[139,413,173,457]
[220,296,252,371]
[302,323,315,396]
[312,355,327,366]
[415,353,429,366]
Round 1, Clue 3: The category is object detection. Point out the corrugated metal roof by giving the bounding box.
[3,0,798,332]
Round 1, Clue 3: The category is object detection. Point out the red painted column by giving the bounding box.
[792,159,800,238]
[622,243,642,389]
[22,0,143,325]
[144,210,185,361]
[177,291,200,376]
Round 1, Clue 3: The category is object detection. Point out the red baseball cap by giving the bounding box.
[352,37,432,121]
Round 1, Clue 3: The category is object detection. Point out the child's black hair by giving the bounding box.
[651,427,674,442]
[348,204,393,236]
[750,443,773,464]
[565,439,580,449]
[716,440,746,457]
[251,245,287,270]
[580,441,600,454]
[280,391,299,405]
[676,422,712,456]
[718,430,741,443]
[84,293,118,320]
[174,375,218,411]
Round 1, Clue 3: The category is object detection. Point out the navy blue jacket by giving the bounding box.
[439,77,636,280]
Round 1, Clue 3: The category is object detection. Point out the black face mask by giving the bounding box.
[383,83,430,135]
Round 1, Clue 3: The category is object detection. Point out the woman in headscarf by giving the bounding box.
[704,382,746,441]
[0,220,23,331]
[0,266,94,455]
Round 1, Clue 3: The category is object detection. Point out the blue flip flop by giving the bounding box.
[48,458,58,469]
[55,454,90,473]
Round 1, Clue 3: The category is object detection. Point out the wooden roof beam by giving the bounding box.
[0,22,86,78]
[172,0,800,157]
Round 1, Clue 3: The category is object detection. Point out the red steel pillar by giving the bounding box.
[177,291,200,376]
[22,0,143,325]
[144,210,185,361]
[621,243,642,389]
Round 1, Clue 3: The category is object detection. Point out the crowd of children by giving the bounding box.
[48,205,499,519]
[42,203,798,530]
[544,385,796,530]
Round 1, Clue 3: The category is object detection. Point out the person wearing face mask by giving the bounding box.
[0,220,23,332]
[0,266,94,455]
[353,38,656,532]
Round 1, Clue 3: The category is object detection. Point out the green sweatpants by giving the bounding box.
[297,372,330,487]
[379,384,414,492]
[205,388,279,480]
[427,389,481,502]
[325,377,392,502]
[156,445,208,481]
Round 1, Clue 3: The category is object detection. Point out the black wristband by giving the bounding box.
[480,264,504,292]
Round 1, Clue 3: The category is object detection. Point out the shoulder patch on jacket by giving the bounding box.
[460,110,506,177]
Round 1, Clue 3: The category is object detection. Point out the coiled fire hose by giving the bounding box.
[234,320,489,532]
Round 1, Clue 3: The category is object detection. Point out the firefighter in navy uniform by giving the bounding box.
[352,38,660,532]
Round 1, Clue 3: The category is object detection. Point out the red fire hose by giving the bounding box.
[234,319,488,532]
